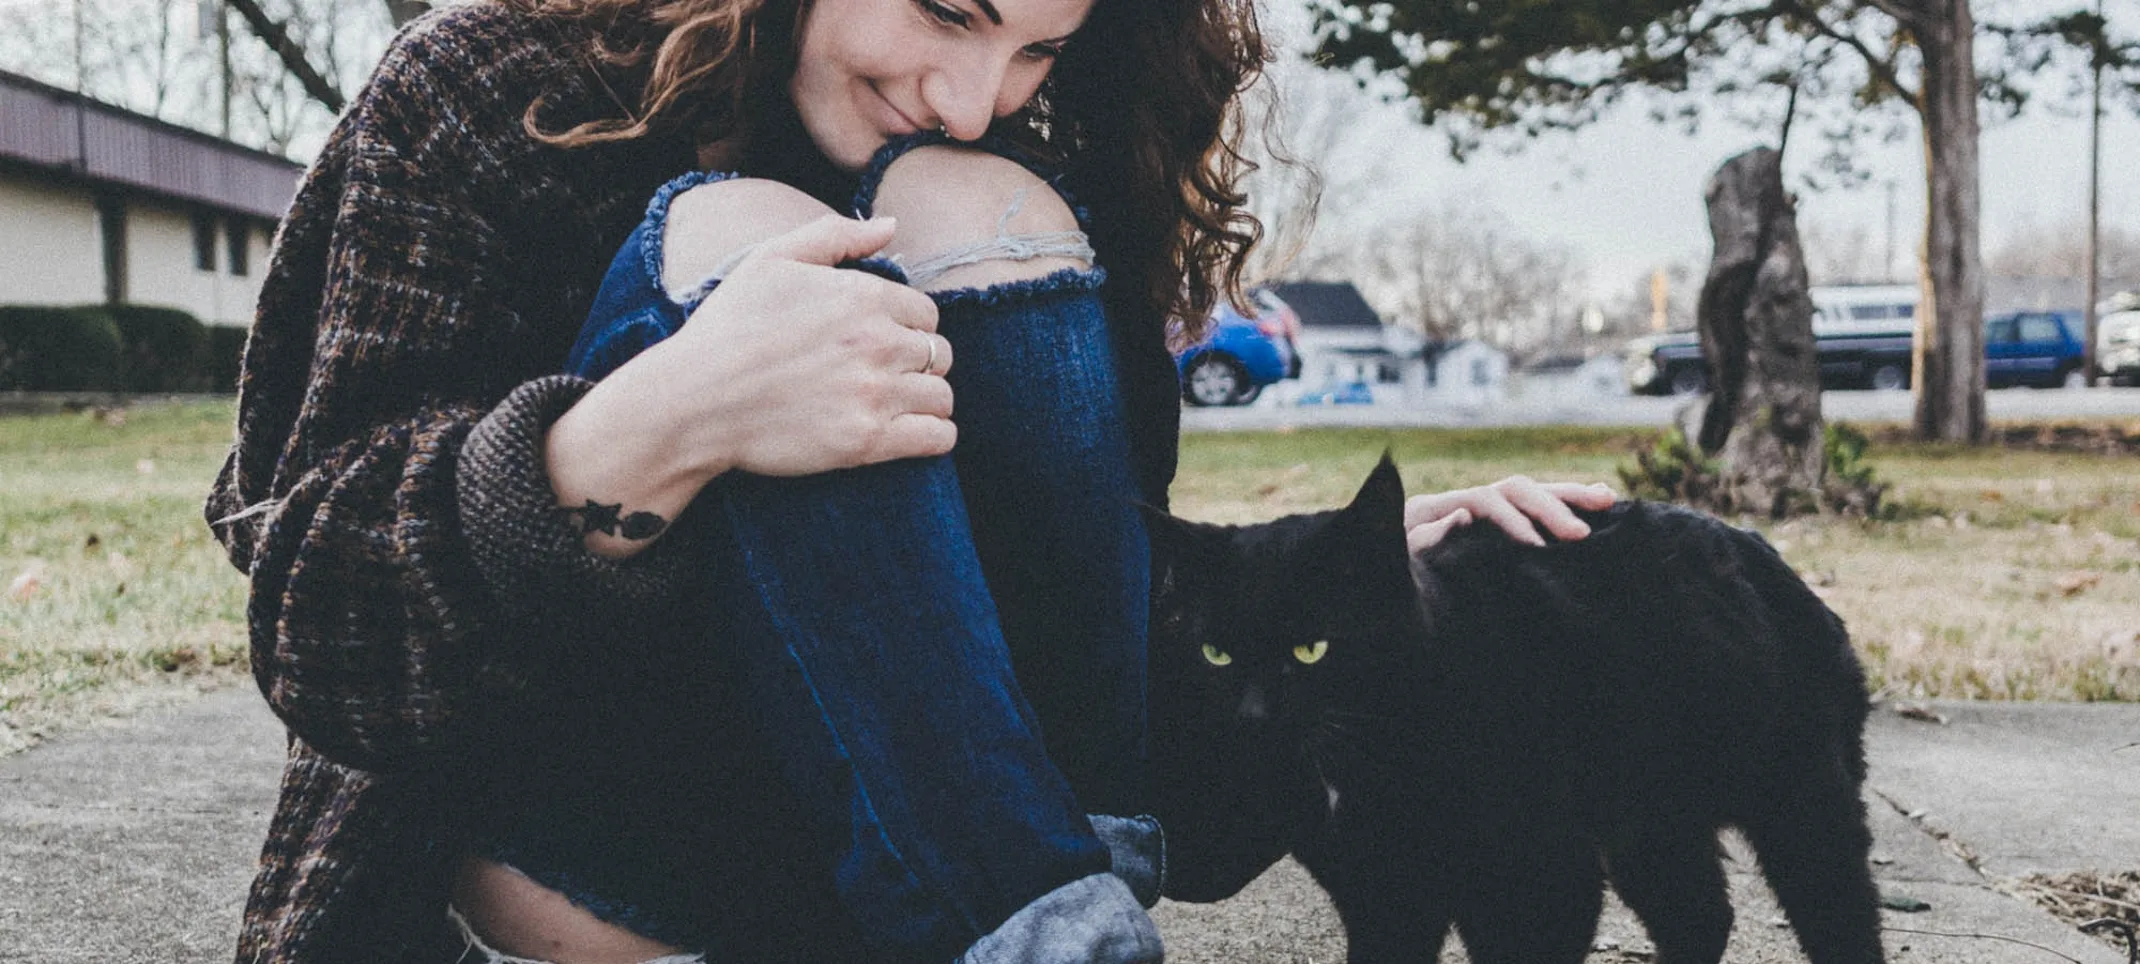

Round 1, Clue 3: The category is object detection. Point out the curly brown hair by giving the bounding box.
[504,0,1267,345]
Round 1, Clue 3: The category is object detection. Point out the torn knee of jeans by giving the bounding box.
[888,184,1095,290]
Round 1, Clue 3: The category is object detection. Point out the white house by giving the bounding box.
[1268,280,1432,404]
[0,70,301,326]
[1422,339,1511,407]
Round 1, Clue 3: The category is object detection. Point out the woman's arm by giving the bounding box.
[545,209,954,559]
[206,18,703,773]
[210,14,969,771]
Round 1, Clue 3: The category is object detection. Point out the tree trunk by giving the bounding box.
[1912,0,1988,443]
[1695,148,1825,517]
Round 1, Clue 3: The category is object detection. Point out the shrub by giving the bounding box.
[0,305,124,391]
[1617,421,1889,518]
[110,305,211,392]
[206,324,248,394]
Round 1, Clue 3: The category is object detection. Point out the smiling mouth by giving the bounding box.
[874,84,926,136]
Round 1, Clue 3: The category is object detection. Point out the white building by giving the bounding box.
[1269,280,1434,404]
[1422,339,1511,407]
[0,70,301,326]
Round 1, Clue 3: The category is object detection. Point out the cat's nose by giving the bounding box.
[1236,684,1269,721]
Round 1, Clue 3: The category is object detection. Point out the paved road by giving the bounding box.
[2,689,2134,963]
[1184,384,2140,431]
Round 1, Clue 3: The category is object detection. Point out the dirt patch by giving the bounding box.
[1868,420,2140,456]
[2009,871,2140,960]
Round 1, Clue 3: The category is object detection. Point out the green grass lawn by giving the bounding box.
[2,400,2136,755]
[0,400,248,752]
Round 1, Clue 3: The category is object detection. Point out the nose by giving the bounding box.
[1236,684,1269,722]
[922,49,1014,141]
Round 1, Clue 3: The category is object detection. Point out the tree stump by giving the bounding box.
[1695,148,1825,517]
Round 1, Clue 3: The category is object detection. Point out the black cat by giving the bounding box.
[1145,456,1885,964]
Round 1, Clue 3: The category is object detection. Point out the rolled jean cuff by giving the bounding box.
[1089,814,1165,908]
[955,873,1164,964]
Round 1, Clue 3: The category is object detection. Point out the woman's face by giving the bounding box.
[790,0,1094,171]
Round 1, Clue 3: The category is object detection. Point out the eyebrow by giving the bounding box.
[972,0,1003,25]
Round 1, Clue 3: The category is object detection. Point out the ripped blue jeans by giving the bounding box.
[489,135,1162,963]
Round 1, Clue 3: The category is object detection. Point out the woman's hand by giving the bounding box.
[1404,477,1618,554]
[648,214,957,477]
[546,214,956,558]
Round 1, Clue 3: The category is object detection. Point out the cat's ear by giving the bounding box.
[1342,451,1408,533]
[1320,451,1412,588]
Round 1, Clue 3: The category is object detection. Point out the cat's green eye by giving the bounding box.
[1293,640,1329,665]
[1200,644,1233,667]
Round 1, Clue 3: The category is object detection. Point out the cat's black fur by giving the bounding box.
[1145,456,1884,964]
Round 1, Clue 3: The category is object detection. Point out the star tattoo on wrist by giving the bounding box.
[560,499,668,541]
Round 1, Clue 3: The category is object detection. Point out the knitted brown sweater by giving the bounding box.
[204,5,1180,962]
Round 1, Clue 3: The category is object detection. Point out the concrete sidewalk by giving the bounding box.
[2,690,2135,963]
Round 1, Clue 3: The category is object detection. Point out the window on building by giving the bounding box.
[192,211,218,272]
[226,217,250,276]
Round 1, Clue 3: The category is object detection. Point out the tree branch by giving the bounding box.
[385,1,431,27]
[222,0,344,114]
[1854,0,1924,32]
[1774,0,1917,102]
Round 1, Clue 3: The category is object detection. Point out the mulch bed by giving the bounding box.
[2009,870,2140,961]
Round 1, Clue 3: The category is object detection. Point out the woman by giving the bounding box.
[206,1,1613,961]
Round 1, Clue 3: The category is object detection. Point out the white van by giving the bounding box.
[1811,284,1917,333]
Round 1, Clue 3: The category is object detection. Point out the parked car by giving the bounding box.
[1628,309,2090,394]
[1177,289,1300,406]
[1984,310,2087,389]
[2095,310,2140,386]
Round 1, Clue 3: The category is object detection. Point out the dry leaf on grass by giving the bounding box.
[7,562,45,602]
[2054,571,2103,598]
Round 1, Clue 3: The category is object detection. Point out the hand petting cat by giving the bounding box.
[1404,477,1619,554]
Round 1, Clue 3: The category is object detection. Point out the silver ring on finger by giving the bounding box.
[919,333,942,376]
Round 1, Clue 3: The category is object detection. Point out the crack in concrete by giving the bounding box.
[1876,786,1993,878]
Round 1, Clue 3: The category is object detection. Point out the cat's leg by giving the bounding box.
[1735,764,1887,964]
[1446,837,1602,964]
[1601,821,1734,964]
[1299,846,1453,964]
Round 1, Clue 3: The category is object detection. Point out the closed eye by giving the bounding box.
[1293,640,1329,665]
[916,0,970,28]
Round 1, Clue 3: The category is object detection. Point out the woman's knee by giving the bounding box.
[660,177,837,301]
[869,145,1094,293]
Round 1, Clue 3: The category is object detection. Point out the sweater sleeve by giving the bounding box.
[206,10,694,774]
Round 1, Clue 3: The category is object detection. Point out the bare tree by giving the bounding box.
[1989,220,2140,284]
[1368,200,1585,353]
[1233,61,1417,284]
[1800,219,1891,286]
[0,0,392,158]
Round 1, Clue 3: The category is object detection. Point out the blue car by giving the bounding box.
[1177,290,1299,406]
